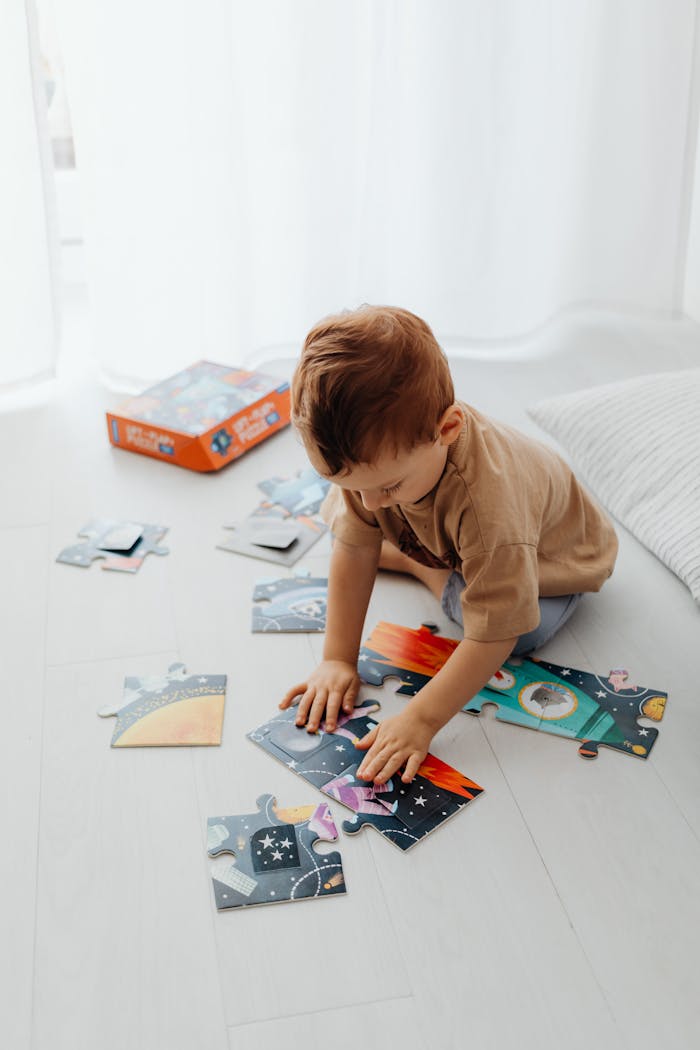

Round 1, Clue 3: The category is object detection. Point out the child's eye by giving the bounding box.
[382,482,402,496]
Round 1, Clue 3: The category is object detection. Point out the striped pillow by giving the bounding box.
[528,369,700,604]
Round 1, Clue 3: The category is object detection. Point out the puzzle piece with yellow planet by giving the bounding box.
[206,795,346,909]
[99,662,227,746]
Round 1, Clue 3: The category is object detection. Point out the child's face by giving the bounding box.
[306,406,464,510]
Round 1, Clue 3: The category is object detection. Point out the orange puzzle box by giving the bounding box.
[106,361,291,472]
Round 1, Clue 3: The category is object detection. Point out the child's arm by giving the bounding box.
[355,634,517,784]
[279,537,380,732]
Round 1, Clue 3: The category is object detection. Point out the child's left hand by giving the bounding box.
[355,708,435,785]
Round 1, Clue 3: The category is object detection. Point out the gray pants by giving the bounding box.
[441,572,583,657]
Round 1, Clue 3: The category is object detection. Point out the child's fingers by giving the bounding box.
[371,752,405,786]
[356,739,390,781]
[323,689,343,732]
[305,689,330,732]
[280,682,307,709]
[354,725,378,752]
[342,678,360,713]
[401,752,423,784]
[295,686,316,725]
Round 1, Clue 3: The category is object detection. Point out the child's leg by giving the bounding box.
[378,541,452,602]
[425,558,583,656]
[510,594,583,656]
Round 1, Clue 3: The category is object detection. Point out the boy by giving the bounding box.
[280,306,618,786]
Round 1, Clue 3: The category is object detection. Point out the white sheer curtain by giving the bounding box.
[0,0,58,389]
[45,1,700,383]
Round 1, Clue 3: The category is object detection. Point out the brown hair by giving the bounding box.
[292,305,454,475]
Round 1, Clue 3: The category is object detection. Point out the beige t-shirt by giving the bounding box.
[321,402,619,642]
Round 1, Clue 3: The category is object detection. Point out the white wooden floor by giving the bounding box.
[3,303,700,1050]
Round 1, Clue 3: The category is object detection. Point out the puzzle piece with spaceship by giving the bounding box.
[56,519,169,573]
[217,467,331,567]
[251,572,328,632]
[206,795,346,909]
[98,662,227,746]
[256,466,330,517]
[357,621,667,760]
[247,700,484,851]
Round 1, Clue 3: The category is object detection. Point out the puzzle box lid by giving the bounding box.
[106,360,291,472]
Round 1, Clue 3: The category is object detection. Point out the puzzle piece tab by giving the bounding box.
[207,794,346,909]
[251,574,328,632]
[56,519,169,573]
[247,702,484,850]
[98,662,227,746]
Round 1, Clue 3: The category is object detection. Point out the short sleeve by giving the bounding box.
[459,544,541,642]
[320,486,384,549]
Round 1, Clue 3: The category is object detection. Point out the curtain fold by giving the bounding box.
[54,0,699,385]
[0,0,59,389]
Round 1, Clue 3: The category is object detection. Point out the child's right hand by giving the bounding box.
[279,660,360,733]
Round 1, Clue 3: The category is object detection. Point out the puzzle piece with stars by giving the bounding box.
[356,620,667,760]
[98,662,227,746]
[247,701,484,851]
[56,519,169,573]
[251,573,327,632]
[206,794,346,909]
[470,657,667,760]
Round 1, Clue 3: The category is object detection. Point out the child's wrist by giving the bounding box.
[321,648,358,667]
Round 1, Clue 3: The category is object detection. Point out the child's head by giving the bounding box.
[292,305,464,509]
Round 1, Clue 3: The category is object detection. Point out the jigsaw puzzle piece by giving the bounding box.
[218,513,327,567]
[339,753,484,852]
[257,467,331,517]
[237,518,302,550]
[56,519,169,573]
[207,794,346,909]
[248,701,484,851]
[469,657,667,760]
[527,658,667,759]
[358,621,459,695]
[251,574,328,632]
[463,662,553,733]
[98,662,227,746]
[247,701,380,787]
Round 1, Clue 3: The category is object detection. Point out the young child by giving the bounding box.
[280,305,618,786]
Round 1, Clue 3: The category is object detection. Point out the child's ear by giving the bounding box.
[437,403,465,446]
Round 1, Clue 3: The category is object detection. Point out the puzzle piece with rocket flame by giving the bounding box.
[356,621,667,760]
[247,699,484,851]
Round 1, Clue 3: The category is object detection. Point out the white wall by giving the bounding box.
[0,0,59,388]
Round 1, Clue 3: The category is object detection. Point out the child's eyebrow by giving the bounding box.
[380,476,404,489]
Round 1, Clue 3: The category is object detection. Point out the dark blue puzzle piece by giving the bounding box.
[248,703,484,851]
[251,575,327,632]
[207,793,346,909]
